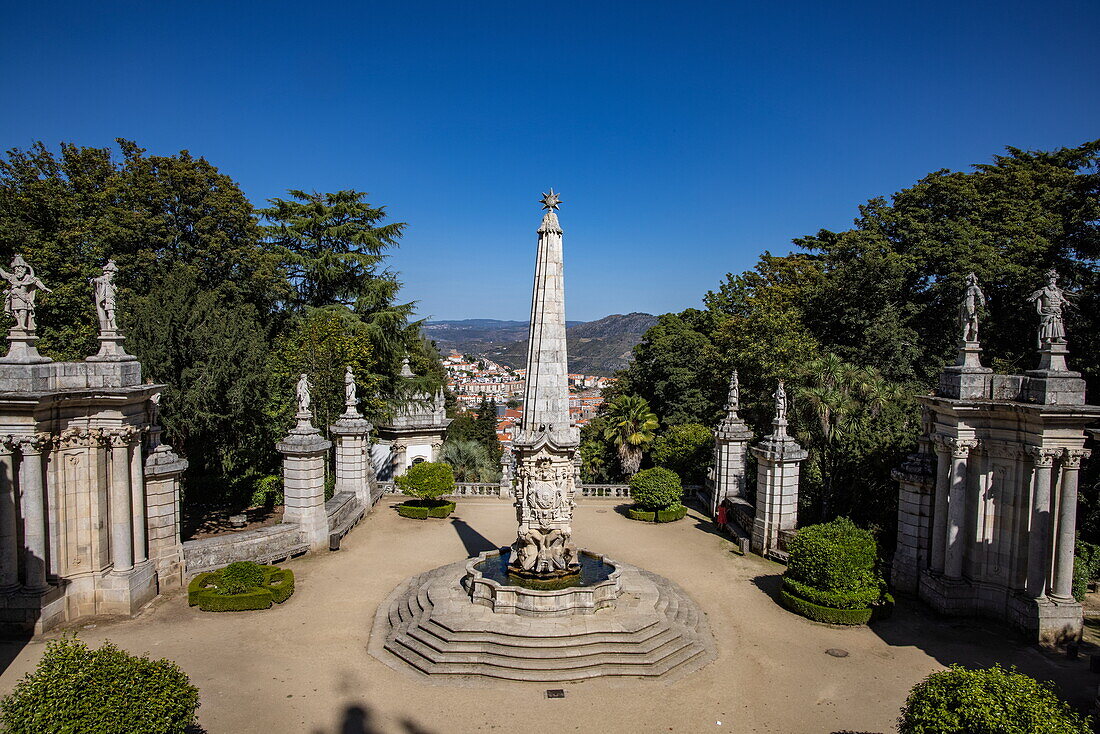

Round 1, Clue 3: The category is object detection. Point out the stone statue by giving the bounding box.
[1027,268,1071,349]
[344,366,357,408]
[296,373,312,415]
[0,255,51,332]
[960,272,986,343]
[773,380,787,422]
[725,370,740,412]
[90,261,120,332]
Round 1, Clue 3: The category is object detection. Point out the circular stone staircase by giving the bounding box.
[368,558,716,683]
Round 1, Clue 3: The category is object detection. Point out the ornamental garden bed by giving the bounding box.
[395,499,457,519]
[187,561,295,612]
[778,517,891,626]
[624,467,687,523]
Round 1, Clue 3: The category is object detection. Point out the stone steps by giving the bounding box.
[370,559,715,683]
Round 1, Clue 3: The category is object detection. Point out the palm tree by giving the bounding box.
[440,439,497,483]
[602,395,659,477]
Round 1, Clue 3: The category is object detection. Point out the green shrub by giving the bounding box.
[396,503,429,519]
[782,576,880,610]
[898,664,1092,733]
[218,561,265,595]
[785,517,880,595]
[629,467,683,511]
[250,473,283,508]
[0,635,199,733]
[625,505,688,523]
[187,563,295,611]
[1074,539,1099,600]
[395,461,455,502]
[779,587,873,625]
[651,423,714,484]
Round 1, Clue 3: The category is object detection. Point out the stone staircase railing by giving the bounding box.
[375,481,701,501]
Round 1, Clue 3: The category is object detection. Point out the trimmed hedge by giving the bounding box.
[782,576,880,610]
[396,461,455,502]
[0,635,199,733]
[188,562,295,612]
[629,467,683,511]
[626,505,688,523]
[779,587,873,625]
[396,499,456,519]
[898,664,1092,733]
[786,517,880,594]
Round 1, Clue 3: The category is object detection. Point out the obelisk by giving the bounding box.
[509,190,581,579]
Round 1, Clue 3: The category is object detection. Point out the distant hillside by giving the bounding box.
[423,318,584,358]
[489,313,657,376]
[422,313,656,376]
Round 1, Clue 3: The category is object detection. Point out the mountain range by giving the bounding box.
[423,313,657,376]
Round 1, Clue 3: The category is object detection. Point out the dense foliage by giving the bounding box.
[187,563,294,612]
[0,635,200,733]
[607,140,1100,541]
[444,396,502,476]
[629,467,684,511]
[602,395,659,477]
[897,665,1091,734]
[786,518,881,598]
[396,461,455,502]
[0,140,444,511]
[650,423,714,485]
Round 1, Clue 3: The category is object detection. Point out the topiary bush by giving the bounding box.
[781,517,884,625]
[396,500,456,519]
[396,461,455,502]
[187,562,294,612]
[0,635,199,733]
[897,664,1092,733]
[629,467,683,512]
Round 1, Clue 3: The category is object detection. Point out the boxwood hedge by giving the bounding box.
[626,505,688,523]
[629,467,683,511]
[779,587,874,625]
[188,562,295,612]
[396,499,456,519]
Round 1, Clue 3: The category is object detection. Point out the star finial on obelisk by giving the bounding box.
[540,189,562,211]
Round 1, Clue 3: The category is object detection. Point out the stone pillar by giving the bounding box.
[944,438,977,580]
[750,399,807,557]
[929,439,951,574]
[1051,448,1089,602]
[891,438,935,594]
[17,434,50,591]
[711,370,753,517]
[278,414,332,552]
[107,429,135,573]
[330,414,373,507]
[0,438,19,590]
[129,436,147,564]
[144,444,188,589]
[1025,446,1058,599]
[499,449,514,498]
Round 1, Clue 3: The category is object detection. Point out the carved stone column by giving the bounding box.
[0,437,19,590]
[331,413,373,507]
[277,415,332,552]
[106,429,135,573]
[1025,446,1059,599]
[944,438,977,580]
[129,431,146,564]
[1051,448,1089,602]
[17,434,50,591]
[929,438,951,574]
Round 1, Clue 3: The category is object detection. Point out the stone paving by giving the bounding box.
[0,497,1095,733]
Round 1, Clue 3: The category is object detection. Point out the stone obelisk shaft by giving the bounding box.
[520,209,571,434]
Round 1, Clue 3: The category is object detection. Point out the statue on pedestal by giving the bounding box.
[960,273,986,343]
[344,366,357,410]
[296,373,313,415]
[90,261,120,333]
[773,380,788,422]
[1027,268,1071,349]
[0,255,51,332]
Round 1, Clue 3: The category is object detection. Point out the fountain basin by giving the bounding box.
[465,549,622,616]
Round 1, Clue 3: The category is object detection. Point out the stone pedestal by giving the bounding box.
[750,421,806,557]
[277,414,332,551]
[144,444,188,590]
[86,330,137,362]
[330,413,373,507]
[711,412,753,517]
[0,330,50,364]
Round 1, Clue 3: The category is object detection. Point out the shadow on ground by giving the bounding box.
[0,632,31,677]
[312,704,435,734]
[449,517,499,558]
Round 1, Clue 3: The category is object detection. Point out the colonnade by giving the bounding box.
[927,436,1087,603]
[0,427,147,592]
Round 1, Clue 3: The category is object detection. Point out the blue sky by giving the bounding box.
[2,2,1097,321]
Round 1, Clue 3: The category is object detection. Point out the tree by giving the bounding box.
[579,418,617,483]
[651,423,714,485]
[602,395,659,477]
[440,439,498,482]
[396,461,455,503]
